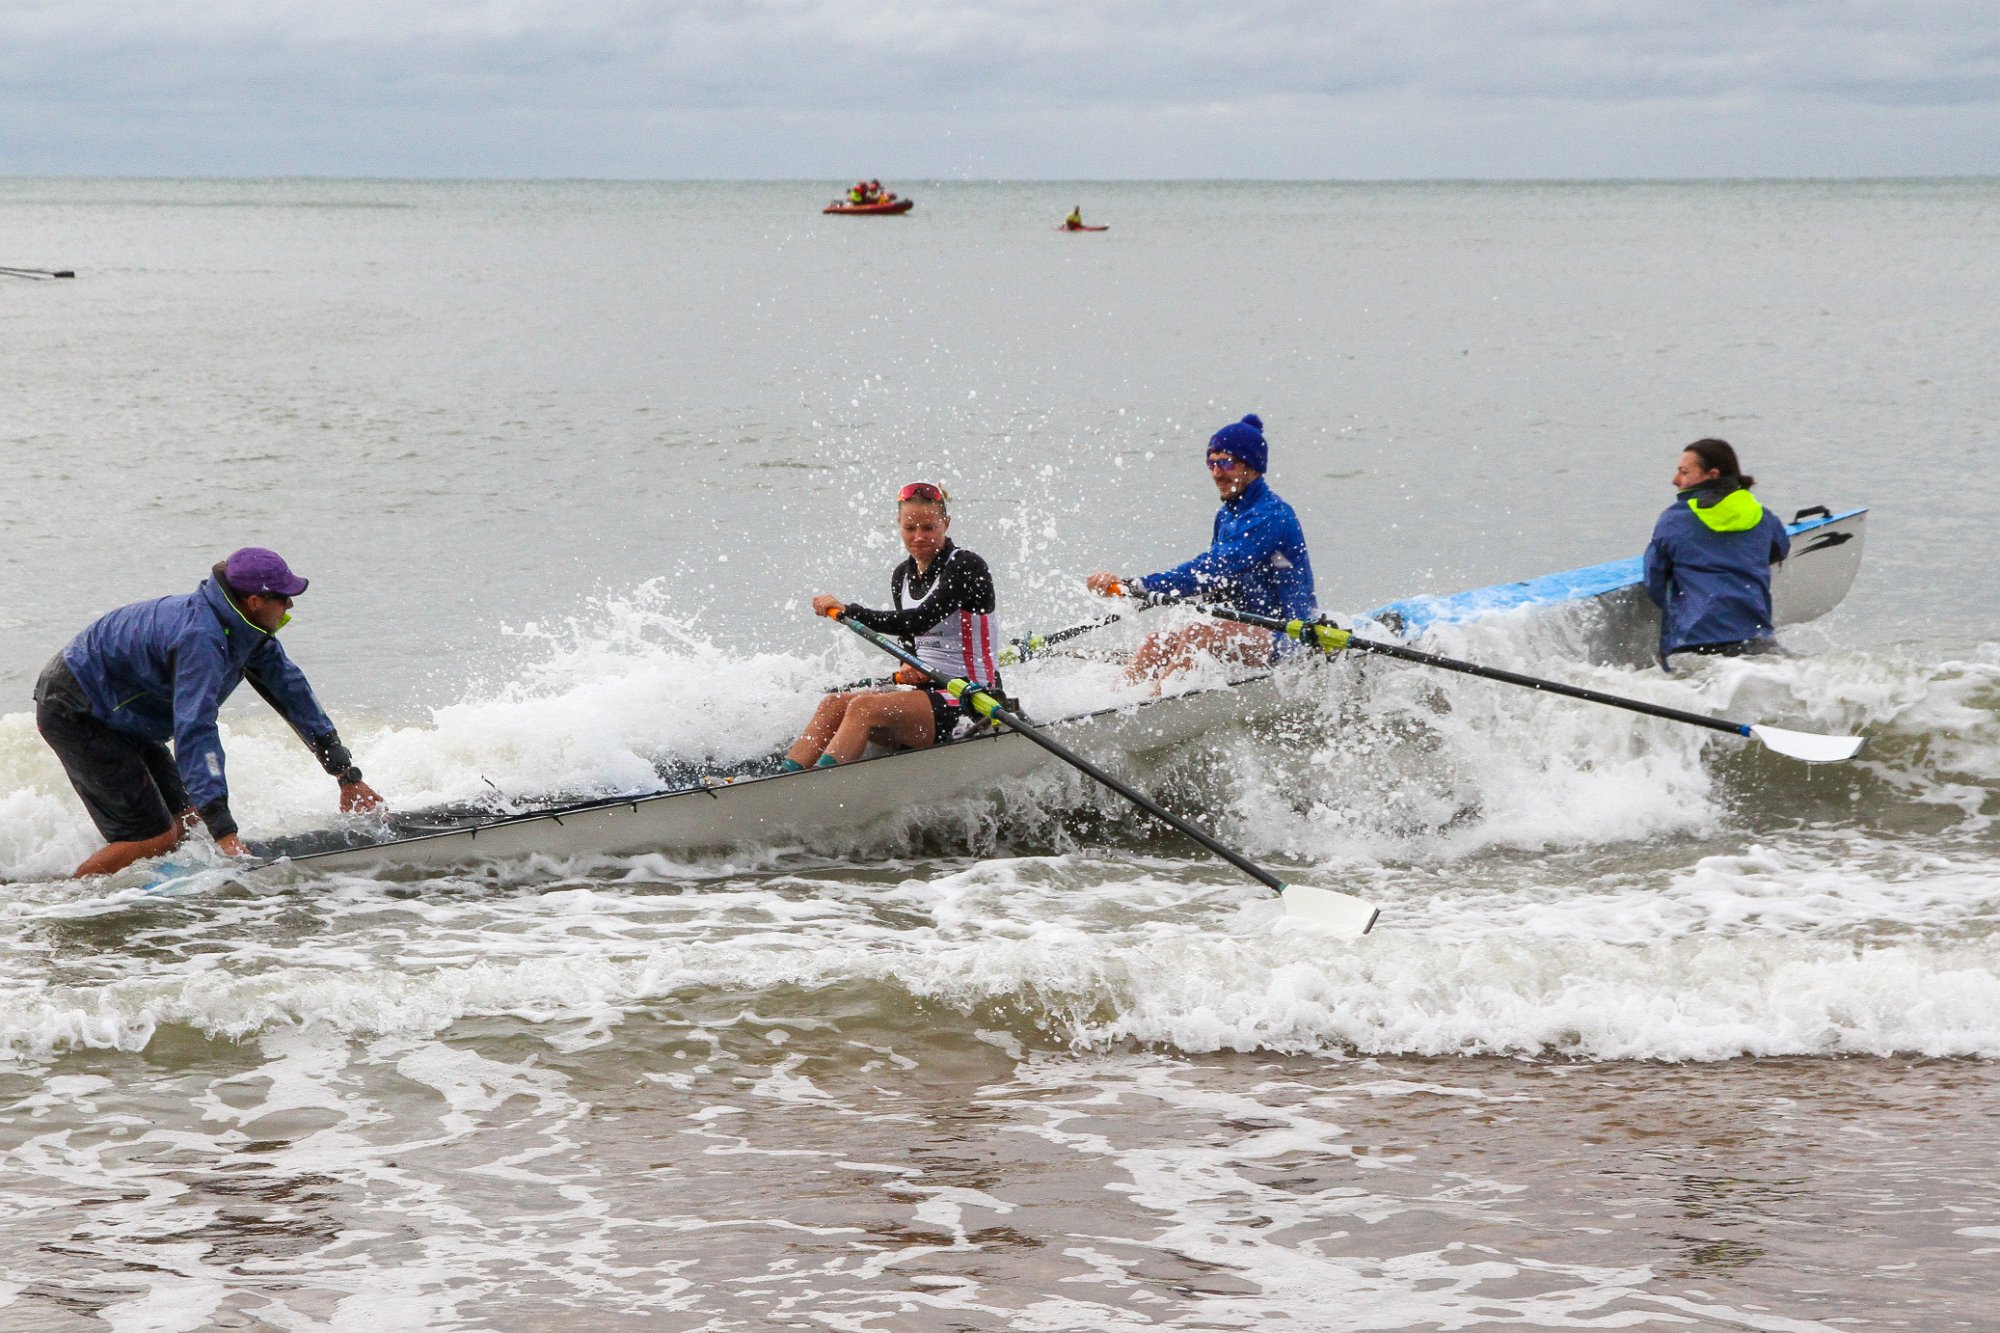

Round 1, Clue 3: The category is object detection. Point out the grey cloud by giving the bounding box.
[16,1,2000,107]
[4,1,1999,174]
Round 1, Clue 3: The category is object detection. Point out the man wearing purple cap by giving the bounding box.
[33,548,384,877]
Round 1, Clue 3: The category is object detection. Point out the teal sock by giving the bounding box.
[814,754,840,768]
[779,758,805,773]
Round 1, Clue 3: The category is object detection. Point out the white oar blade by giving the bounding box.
[1281,884,1379,937]
[1748,724,1866,764]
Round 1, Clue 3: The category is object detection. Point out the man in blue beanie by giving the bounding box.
[1087,413,1316,685]
[33,548,385,877]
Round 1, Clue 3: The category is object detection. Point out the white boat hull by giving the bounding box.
[280,673,1286,874]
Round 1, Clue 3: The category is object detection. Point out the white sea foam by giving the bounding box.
[3,839,1996,1064]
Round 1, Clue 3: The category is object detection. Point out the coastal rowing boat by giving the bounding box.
[252,505,1867,875]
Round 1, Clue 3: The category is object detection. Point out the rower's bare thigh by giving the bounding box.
[1180,620,1269,663]
[845,690,937,749]
[1137,620,1268,671]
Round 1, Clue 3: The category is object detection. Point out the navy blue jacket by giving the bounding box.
[1134,477,1317,622]
[1642,484,1792,656]
[61,577,345,836]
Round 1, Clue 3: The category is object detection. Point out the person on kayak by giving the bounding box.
[785,483,1007,769]
[32,548,385,878]
[849,182,867,204]
[1087,414,1316,685]
[1643,438,1792,668]
[1064,206,1084,230]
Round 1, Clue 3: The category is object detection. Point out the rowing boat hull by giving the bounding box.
[277,672,1285,874]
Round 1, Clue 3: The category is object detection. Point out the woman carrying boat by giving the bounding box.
[1086,414,1316,686]
[1643,438,1791,669]
[784,482,1006,769]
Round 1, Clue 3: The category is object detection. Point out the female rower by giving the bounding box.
[783,482,1005,770]
[1642,438,1791,669]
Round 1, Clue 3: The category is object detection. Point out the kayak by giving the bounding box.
[824,198,914,215]
[1061,224,1110,232]
[250,503,1866,875]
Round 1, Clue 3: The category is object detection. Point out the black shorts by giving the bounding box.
[924,689,962,743]
[34,655,189,843]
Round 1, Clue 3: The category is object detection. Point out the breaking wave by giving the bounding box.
[3,588,1997,1063]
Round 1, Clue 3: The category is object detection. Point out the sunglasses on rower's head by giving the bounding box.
[898,482,945,503]
[1206,453,1246,473]
[253,592,295,607]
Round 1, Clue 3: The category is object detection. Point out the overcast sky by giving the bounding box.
[6,0,1999,178]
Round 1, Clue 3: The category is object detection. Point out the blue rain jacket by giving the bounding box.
[61,577,338,829]
[1135,477,1317,622]
[1642,484,1792,656]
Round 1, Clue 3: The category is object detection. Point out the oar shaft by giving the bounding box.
[1358,637,1745,735]
[831,613,1283,892]
[1002,610,1130,664]
[1189,600,1751,738]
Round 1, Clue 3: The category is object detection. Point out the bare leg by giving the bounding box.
[786,692,862,767]
[1126,621,1271,693]
[824,691,937,764]
[72,816,191,879]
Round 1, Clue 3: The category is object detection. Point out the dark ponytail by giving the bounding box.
[1686,438,1754,490]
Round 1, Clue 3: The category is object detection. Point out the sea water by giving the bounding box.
[1,178,1996,1330]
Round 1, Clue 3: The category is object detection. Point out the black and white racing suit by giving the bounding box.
[842,541,1008,741]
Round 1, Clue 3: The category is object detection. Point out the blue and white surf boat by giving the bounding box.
[255,506,1866,876]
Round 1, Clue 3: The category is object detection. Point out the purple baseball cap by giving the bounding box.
[223,547,309,598]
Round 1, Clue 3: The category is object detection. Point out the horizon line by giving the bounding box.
[3,171,1998,187]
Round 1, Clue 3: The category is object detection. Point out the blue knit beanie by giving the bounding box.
[1207,414,1267,473]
